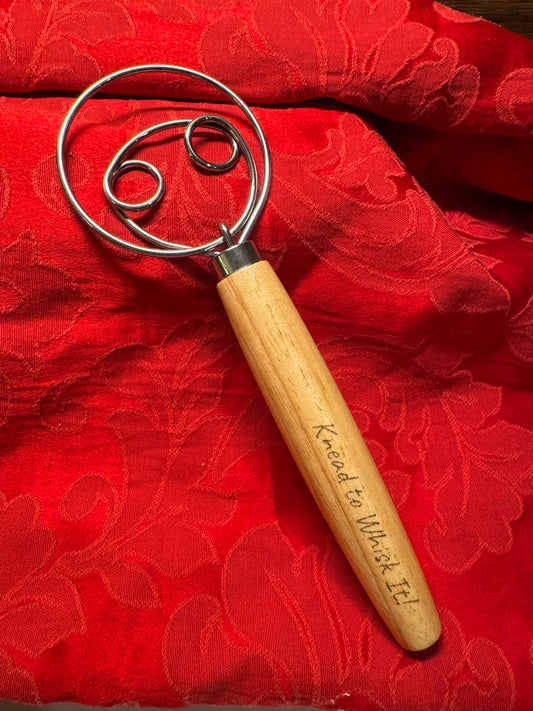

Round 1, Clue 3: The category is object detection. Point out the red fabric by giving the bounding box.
[1,0,532,708]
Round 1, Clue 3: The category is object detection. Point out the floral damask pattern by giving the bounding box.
[496,68,533,133]
[0,231,90,371]
[0,0,134,90]
[0,0,532,708]
[57,381,239,607]
[199,0,481,128]
[507,296,533,363]
[164,524,516,708]
[0,492,85,703]
[315,337,533,573]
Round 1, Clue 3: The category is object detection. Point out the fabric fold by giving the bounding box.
[1,1,532,133]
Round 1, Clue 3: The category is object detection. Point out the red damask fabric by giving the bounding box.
[0,0,532,709]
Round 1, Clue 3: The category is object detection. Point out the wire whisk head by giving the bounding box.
[56,65,271,259]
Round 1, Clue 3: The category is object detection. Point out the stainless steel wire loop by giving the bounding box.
[56,64,271,258]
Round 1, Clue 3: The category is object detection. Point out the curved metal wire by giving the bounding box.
[56,64,271,258]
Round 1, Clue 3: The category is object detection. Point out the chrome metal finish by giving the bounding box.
[209,241,262,281]
[56,64,271,260]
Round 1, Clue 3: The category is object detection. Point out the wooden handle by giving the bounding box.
[217,259,441,651]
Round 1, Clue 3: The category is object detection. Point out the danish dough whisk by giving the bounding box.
[57,64,441,652]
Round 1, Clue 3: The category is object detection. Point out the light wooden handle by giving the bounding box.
[217,259,441,651]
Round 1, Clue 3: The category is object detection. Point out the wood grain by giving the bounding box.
[217,260,442,652]
[439,0,533,38]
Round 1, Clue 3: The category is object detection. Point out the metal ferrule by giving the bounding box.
[209,241,262,281]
